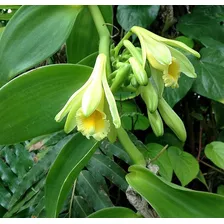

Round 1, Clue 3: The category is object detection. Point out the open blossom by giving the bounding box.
[55,53,120,141]
[131,26,200,88]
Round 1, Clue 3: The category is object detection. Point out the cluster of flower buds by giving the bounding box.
[109,26,200,142]
[56,26,200,142]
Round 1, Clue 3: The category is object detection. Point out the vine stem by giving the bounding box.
[150,144,168,163]
[117,127,146,166]
[199,160,224,175]
[88,6,145,167]
[88,5,111,76]
[114,31,133,58]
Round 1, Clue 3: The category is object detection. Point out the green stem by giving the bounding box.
[88,5,111,75]
[117,127,146,166]
[89,6,145,167]
[114,31,133,58]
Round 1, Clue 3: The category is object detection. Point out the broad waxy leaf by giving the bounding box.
[163,73,194,108]
[0,5,82,86]
[116,5,160,31]
[67,6,113,64]
[76,170,113,211]
[205,141,224,169]
[145,143,173,182]
[191,47,224,104]
[177,6,224,44]
[126,165,224,218]
[45,133,98,217]
[0,64,92,145]
[88,207,140,218]
[168,146,199,186]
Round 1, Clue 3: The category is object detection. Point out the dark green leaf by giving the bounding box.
[126,165,224,217]
[72,196,94,218]
[205,141,224,169]
[78,52,98,67]
[87,154,128,192]
[0,5,82,85]
[163,74,194,108]
[100,140,132,165]
[116,6,160,31]
[45,133,98,217]
[177,6,224,44]
[191,47,224,103]
[212,101,224,129]
[9,135,73,208]
[88,207,139,218]
[0,64,91,145]
[76,170,113,211]
[145,143,173,182]
[168,146,199,186]
[0,182,11,209]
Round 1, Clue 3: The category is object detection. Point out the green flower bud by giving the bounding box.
[147,110,164,137]
[139,81,158,113]
[129,57,148,86]
[158,97,187,142]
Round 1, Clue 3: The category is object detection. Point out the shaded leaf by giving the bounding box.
[76,170,113,211]
[168,146,199,186]
[145,143,173,182]
[87,154,128,192]
[177,6,224,44]
[117,6,160,31]
[72,196,94,218]
[88,207,139,218]
[205,141,224,169]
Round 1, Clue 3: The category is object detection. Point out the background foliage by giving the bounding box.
[0,5,223,218]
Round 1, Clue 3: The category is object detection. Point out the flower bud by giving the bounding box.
[147,110,164,137]
[129,57,148,86]
[158,97,186,142]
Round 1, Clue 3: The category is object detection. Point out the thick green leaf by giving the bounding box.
[177,6,224,44]
[0,6,82,85]
[145,143,173,182]
[0,64,91,145]
[45,133,98,217]
[163,74,194,108]
[67,6,113,64]
[87,154,128,192]
[191,47,224,103]
[205,141,224,169]
[126,165,224,218]
[72,196,94,218]
[168,146,199,186]
[76,170,113,211]
[116,6,160,31]
[88,207,139,218]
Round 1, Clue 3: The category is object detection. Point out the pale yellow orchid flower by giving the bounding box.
[55,53,121,141]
